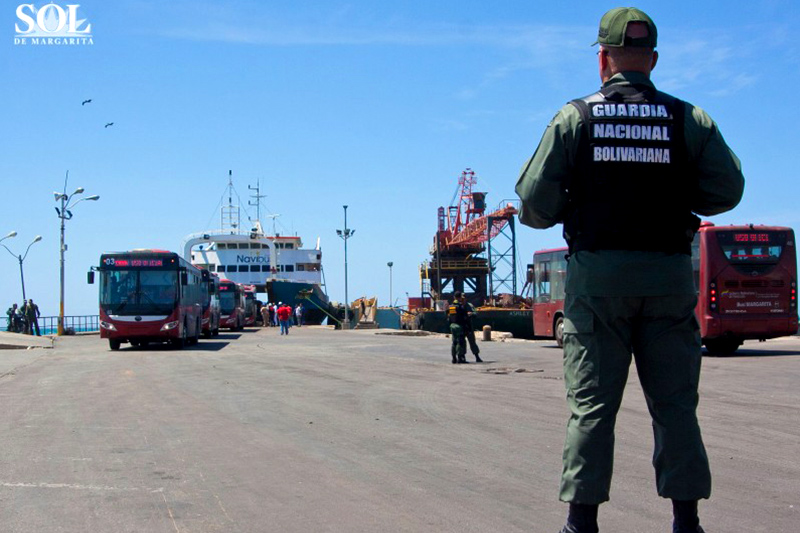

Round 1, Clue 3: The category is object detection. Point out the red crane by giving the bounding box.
[437,168,518,250]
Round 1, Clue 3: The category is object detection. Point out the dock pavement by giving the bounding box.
[0,326,798,532]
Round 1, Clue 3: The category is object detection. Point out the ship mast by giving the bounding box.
[221,170,240,234]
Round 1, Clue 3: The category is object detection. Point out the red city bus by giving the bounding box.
[89,250,204,350]
[243,285,257,327]
[219,279,245,330]
[531,223,798,355]
[532,248,569,347]
[198,269,221,338]
[694,223,797,354]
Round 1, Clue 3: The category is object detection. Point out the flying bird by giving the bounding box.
[104,122,114,128]
[81,99,92,106]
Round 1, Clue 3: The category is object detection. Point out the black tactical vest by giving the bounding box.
[565,84,700,255]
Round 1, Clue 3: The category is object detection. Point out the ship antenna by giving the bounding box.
[221,170,240,233]
[248,178,267,229]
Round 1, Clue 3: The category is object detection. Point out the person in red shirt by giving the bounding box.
[277,303,292,335]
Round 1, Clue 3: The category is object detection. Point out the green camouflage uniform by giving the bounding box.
[515,71,744,504]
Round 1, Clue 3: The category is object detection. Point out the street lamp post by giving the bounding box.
[387,261,393,307]
[54,171,99,335]
[336,205,355,329]
[2,232,44,301]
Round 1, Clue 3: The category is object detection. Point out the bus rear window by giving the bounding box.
[716,231,786,264]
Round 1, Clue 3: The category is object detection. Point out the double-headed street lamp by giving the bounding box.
[0,232,42,301]
[54,171,99,335]
[336,205,355,329]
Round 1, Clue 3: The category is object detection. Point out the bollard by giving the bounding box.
[482,325,492,341]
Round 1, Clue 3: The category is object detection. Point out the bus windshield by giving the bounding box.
[219,290,237,314]
[716,231,786,265]
[100,270,178,315]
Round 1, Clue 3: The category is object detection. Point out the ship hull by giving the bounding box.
[266,280,331,326]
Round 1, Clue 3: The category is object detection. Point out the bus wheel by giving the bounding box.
[131,340,140,348]
[109,339,121,351]
[555,316,565,348]
[704,338,741,356]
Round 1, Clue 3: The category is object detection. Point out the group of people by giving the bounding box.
[446,291,482,364]
[260,302,304,335]
[5,299,41,336]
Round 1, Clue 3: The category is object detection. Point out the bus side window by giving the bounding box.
[535,261,551,303]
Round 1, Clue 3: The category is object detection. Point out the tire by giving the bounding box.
[554,316,565,348]
[130,340,140,348]
[109,339,121,351]
[172,322,188,350]
[704,338,741,356]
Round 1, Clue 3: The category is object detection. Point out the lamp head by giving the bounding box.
[86,195,100,201]
[73,187,85,195]
[32,235,42,243]
[4,231,17,239]
[387,262,393,267]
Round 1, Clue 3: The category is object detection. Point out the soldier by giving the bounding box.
[515,8,744,533]
[463,299,483,363]
[447,291,468,364]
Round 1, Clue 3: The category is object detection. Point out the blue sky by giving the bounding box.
[2,0,799,317]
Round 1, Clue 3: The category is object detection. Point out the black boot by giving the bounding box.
[672,500,701,533]
[475,355,483,363]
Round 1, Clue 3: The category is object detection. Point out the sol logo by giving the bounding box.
[14,3,94,45]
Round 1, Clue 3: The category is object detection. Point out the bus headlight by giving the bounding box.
[161,321,180,331]
[100,321,117,331]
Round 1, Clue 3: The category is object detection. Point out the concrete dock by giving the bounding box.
[0,327,798,532]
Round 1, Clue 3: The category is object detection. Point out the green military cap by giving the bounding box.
[594,7,657,48]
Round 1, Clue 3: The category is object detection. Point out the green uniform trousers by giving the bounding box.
[560,293,711,504]
[450,323,466,363]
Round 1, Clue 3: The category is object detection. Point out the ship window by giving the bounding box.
[284,243,294,249]
[207,265,216,272]
[284,265,295,272]
[296,264,305,271]
[217,266,226,273]
[250,265,260,272]
[238,243,249,249]
[238,265,249,272]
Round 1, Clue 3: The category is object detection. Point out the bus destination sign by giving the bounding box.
[733,233,770,243]
[102,257,167,268]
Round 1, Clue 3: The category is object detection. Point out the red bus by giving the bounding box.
[531,223,798,355]
[219,279,245,330]
[90,250,204,350]
[532,248,569,347]
[243,285,257,327]
[694,223,797,354]
[199,269,221,338]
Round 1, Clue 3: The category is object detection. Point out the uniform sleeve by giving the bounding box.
[515,104,582,229]
[685,104,745,216]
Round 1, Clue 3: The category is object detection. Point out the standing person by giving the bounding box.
[6,303,18,332]
[25,298,41,336]
[260,303,270,329]
[515,8,744,533]
[295,303,304,327]
[447,291,468,364]
[277,303,292,335]
[463,298,483,363]
[20,300,30,334]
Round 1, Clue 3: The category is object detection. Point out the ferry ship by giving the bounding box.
[182,176,331,325]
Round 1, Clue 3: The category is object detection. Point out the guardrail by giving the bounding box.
[4,315,99,335]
